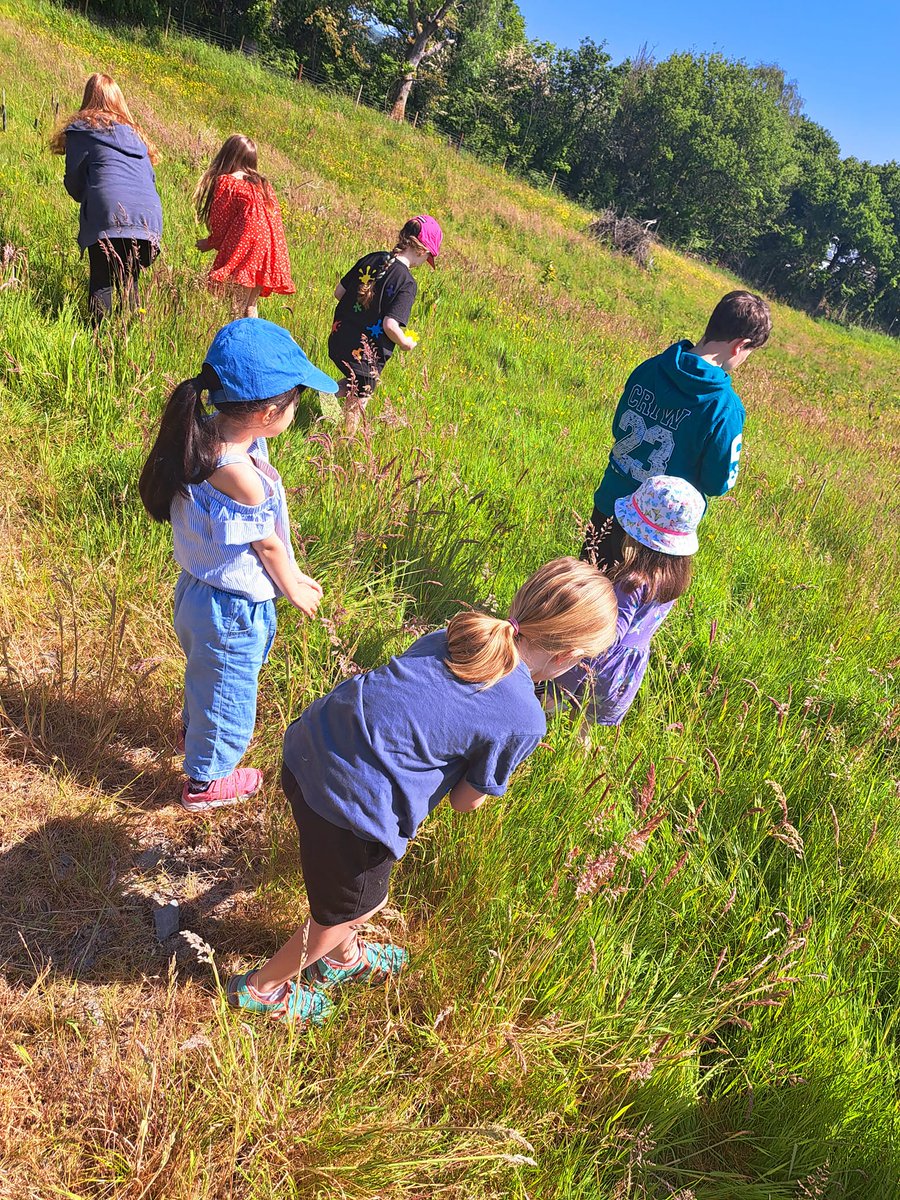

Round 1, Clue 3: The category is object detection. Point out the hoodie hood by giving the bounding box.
[658,339,732,402]
[63,118,162,250]
[68,119,149,159]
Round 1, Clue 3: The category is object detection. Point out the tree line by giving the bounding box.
[83,0,900,334]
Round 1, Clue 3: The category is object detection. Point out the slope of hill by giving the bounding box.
[0,3,898,1197]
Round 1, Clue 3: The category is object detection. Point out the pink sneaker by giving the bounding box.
[180,767,263,813]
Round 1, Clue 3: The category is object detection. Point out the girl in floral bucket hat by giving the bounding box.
[328,214,442,433]
[549,475,704,728]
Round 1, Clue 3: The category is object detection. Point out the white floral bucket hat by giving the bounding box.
[614,475,705,557]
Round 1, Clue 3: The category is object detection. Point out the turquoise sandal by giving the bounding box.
[302,939,409,990]
[226,971,334,1025]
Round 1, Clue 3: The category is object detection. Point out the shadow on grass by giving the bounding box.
[0,814,147,982]
[588,1065,900,1195]
[0,680,181,810]
[0,806,298,985]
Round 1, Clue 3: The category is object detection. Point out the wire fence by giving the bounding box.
[0,4,548,187]
[160,8,477,156]
[162,9,415,124]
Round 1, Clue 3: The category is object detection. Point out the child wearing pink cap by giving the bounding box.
[328,215,442,432]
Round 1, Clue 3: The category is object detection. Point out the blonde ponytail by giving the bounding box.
[445,612,519,687]
[446,557,618,688]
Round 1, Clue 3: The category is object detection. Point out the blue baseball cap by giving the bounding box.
[204,318,338,402]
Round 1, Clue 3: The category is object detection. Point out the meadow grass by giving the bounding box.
[0,2,898,1197]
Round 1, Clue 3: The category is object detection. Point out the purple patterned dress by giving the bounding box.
[553,583,674,725]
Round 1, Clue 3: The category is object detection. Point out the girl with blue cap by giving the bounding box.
[139,318,338,811]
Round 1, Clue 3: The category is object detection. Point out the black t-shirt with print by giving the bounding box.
[328,252,418,379]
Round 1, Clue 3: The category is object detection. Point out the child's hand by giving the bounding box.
[196,237,212,252]
[289,572,324,617]
[384,316,417,352]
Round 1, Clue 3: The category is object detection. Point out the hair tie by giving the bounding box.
[508,617,520,636]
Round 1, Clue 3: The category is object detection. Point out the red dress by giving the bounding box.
[207,174,295,297]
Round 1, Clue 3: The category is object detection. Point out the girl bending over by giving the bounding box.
[228,556,618,1024]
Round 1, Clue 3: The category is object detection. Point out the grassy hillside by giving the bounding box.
[1,3,898,1197]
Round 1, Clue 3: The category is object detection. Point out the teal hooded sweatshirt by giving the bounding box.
[593,340,746,516]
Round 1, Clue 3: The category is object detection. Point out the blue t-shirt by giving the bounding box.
[282,629,547,858]
[594,340,746,515]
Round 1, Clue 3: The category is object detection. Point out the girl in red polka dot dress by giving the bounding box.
[194,135,295,318]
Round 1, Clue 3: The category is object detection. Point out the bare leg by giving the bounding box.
[343,390,372,436]
[251,897,387,993]
[244,286,261,318]
[232,285,261,319]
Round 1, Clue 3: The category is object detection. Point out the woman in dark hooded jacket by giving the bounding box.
[51,74,163,321]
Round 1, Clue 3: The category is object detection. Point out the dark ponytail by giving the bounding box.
[138,364,221,522]
[358,218,428,310]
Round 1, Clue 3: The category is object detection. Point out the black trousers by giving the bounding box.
[580,507,626,574]
[87,237,157,320]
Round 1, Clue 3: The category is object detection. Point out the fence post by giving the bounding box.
[412,110,419,128]
[297,63,303,83]
[457,131,464,153]
[165,5,171,36]
[1,91,6,133]
[355,83,363,107]
[549,169,557,191]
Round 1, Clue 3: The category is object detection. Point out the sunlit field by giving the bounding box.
[1,3,898,1197]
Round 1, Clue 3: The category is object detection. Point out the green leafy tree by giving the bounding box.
[750,117,842,295]
[603,52,797,259]
[427,0,525,156]
[818,158,898,322]
[367,0,459,121]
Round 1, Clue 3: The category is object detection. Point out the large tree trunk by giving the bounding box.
[390,35,429,122]
[389,0,455,122]
[390,73,416,122]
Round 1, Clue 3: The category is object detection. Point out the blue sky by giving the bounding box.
[516,0,898,165]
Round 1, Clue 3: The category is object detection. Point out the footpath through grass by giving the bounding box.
[0,3,899,1197]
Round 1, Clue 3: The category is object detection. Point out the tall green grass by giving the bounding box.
[0,2,898,1197]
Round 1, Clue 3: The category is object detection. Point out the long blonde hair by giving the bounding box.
[193,134,276,225]
[50,73,159,164]
[446,558,618,688]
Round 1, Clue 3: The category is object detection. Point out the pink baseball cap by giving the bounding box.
[413,214,443,267]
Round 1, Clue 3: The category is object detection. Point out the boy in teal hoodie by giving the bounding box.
[584,290,772,570]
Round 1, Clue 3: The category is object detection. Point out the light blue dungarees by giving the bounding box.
[169,440,294,782]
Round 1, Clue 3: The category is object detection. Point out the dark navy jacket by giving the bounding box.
[63,120,163,250]
[594,340,746,514]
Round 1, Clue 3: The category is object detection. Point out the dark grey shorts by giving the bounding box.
[281,762,395,927]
